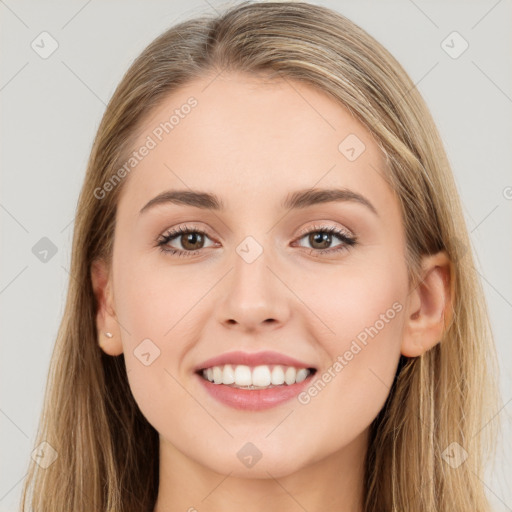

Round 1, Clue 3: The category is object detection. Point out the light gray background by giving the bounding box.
[1,0,511,510]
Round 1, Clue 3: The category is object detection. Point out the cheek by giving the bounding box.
[113,251,203,347]
[111,253,195,400]
[296,257,406,354]
[293,262,407,444]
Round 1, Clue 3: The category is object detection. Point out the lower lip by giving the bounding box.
[195,372,316,411]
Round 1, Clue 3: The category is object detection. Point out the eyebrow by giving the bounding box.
[139,187,378,216]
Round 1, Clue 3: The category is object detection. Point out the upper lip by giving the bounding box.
[194,350,317,372]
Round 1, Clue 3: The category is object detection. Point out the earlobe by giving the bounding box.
[98,331,123,356]
[401,251,453,358]
[91,259,124,356]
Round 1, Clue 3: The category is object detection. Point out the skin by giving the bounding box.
[91,71,451,512]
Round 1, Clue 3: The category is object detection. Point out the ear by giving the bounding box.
[91,258,123,356]
[401,251,453,357]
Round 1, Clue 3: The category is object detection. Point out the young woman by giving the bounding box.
[20,2,500,511]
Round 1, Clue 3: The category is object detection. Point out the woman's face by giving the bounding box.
[102,71,411,478]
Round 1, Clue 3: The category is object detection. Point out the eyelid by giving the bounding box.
[158,223,218,246]
[295,222,354,239]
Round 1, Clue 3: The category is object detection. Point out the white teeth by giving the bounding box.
[201,364,313,388]
[222,364,235,384]
[295,368,309,383]
[271,365,285,385]
[234,365,252,386]
[212,366,223,384]
[252,365,271,387]
[284,366,296,385]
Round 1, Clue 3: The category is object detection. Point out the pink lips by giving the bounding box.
[196,372,315,410]
[194,350,317,411]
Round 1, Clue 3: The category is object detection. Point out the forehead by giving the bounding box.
[117,71,394,218]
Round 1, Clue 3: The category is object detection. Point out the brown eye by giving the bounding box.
[157,225,215,256]
[180,231,205,251]
[157,224,357,258]
[295,225,356,254]
[308,231,333,250]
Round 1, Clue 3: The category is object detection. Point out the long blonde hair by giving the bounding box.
[20,2,500,510]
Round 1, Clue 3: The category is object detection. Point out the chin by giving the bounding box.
[198,444,311,479]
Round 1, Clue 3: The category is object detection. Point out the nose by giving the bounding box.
[215,245,291,333]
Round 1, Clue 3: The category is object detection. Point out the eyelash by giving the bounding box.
[156,223,357,258]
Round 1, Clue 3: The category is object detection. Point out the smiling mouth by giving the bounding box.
[196,363,317,390]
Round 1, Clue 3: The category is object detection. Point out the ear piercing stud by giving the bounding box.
[104,332,113,338]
